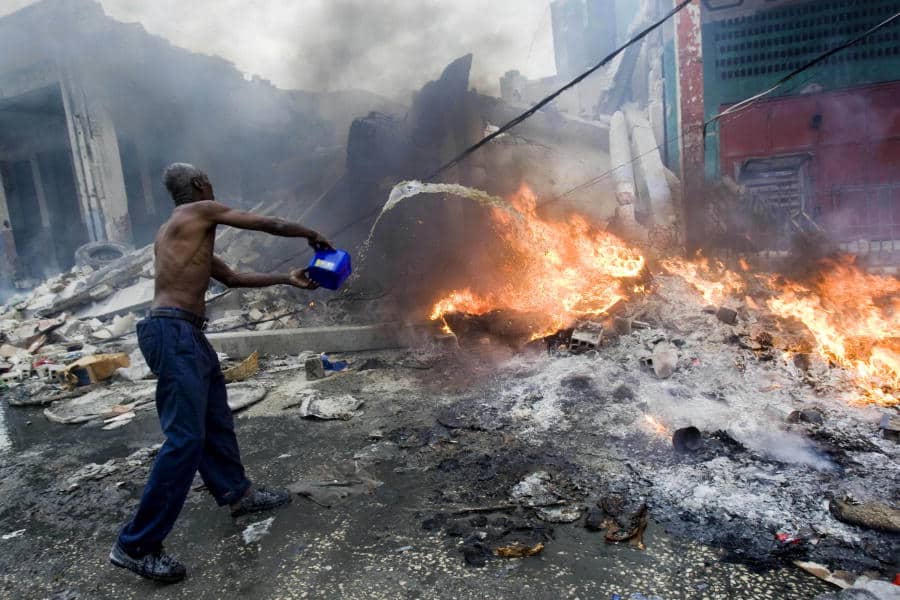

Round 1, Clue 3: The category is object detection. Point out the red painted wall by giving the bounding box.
[719,81,900,243]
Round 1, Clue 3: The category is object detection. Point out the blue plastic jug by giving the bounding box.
[307,249,352,290]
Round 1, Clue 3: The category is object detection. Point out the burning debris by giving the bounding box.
[428,183,645,340]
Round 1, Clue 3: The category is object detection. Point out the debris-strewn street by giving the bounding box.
[0,345,839,600]
[1,262,897,599]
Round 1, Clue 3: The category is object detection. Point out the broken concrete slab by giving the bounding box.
[76,277,154,320]
[43,383,156,424]
[294,393,363,420]
[226,383,267,412]
[207,323,427,358]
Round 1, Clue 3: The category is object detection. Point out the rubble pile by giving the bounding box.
[0,210,364,415]
[426,267,898,580]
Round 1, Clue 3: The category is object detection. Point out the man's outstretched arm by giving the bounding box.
[195,201,334,250]
[211,256,319,290]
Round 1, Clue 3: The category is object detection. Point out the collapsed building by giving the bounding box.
[0,0,397,288]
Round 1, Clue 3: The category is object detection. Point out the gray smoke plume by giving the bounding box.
[1,0,556,99]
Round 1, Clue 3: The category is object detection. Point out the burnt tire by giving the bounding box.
[74,241,130,269]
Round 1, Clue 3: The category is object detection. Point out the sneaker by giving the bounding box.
[230,486,292,518]
[109,542,186,583]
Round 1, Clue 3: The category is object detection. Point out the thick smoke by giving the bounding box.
[1,0,555,99]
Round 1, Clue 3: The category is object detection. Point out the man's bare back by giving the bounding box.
[153,203,219,315]
[151,172,333,316]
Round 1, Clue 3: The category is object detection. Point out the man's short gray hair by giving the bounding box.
[163,163,205,204]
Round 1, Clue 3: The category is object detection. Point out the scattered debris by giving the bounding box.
[612,316,650,336]
[1,529,26,540]
[788,408,826,425]
[585,497,649,550]
[813,576,900,600]
[63,353,130,387]
[650,340,678,379]
[241,517,275,544]
[305,354,326,380]
[223,351,260,383]
[829,498,900,533]
[64,461,119,490]
[292,393,363,420]
[510,472,562,507]
[115,348,151,382]
[102,411,137,430]
[493,541,544,558]
[794,560,855,589]
[672,426,703,453]
[716,306,738,325]
[569,322,602,353]
[43,383,156,424]
[321,354,348,372]
[225,383,268,412]
[535,505,583,523]
[878,414,899,441]
[288,468,380,507]
[461,541,489,567]
[62,445,160,491]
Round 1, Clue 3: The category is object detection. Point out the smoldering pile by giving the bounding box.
[421,261,898,582]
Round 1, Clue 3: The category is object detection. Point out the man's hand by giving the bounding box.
[289,268,320,290]
[307,231,334,251]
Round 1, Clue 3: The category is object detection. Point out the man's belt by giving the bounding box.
[148,307,209,330]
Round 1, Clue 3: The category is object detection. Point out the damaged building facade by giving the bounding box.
[501,0,900,269]
[0,0,340,287]
[668,0,900,265]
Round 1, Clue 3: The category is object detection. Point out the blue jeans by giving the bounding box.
[118,311,251,557]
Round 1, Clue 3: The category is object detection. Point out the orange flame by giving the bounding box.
[766,256,899,407]
[643,414,669,436]
[660,254,745,305]
[429,184,645,339]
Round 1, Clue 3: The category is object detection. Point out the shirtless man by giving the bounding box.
[110,163,333,583]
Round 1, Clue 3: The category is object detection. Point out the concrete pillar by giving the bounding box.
[29,157,60,275]
[29,158,51,228]
[58,70,133,246]
[136,144,156,215]
[674,0,705,252]
[0,169,18,280]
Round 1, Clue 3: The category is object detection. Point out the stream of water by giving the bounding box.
[356,180,516,268]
